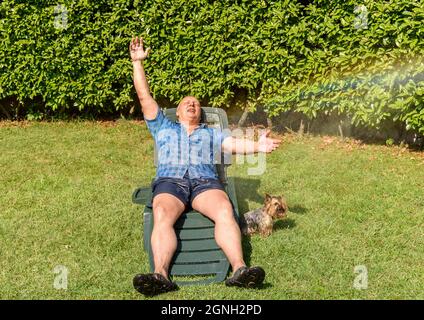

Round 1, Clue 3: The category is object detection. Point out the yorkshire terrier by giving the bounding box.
[240,194,288,237]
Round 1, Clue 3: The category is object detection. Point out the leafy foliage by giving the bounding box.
[263,0,424,134]
[0,0,423,134]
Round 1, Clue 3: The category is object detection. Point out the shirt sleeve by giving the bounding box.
[145,108,172,138]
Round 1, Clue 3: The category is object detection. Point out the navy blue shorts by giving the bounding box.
[152,173,225,208]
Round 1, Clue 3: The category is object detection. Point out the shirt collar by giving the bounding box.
[176,121,207,129]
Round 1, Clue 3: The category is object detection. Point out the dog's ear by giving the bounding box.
[265,193,272,202]
[280,196,289,212]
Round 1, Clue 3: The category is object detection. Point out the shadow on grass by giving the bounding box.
[242,219,297,266]
[233,177,263,213]
[260,283,274,289]
[241,234,253,267]
[274,218,297,231]
[288,204,308,215]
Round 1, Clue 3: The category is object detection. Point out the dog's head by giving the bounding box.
[264,193,288,219]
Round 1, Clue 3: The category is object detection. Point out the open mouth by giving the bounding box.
[277,209,287,217]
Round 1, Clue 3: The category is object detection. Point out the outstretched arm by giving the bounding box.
[130,36,158,120]
[222,130,281,154]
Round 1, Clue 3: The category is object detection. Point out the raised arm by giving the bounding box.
[222,130,281,154]
[130,36,158,120]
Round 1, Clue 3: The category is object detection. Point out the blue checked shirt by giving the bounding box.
[145,108,231,179]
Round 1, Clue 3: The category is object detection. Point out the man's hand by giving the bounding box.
[257,130,281,153]
[130,36,151,62]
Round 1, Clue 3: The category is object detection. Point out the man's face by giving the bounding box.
[176,96,201,123]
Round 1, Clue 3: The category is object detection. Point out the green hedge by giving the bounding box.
[0,0,423,134]
[0,0,138,116]
[263,0,424,134]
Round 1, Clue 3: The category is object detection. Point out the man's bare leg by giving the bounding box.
[191,190,246,273]
[192,189,265,288]
[151,193,186,279]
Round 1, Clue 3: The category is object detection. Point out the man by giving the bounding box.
[129,36,281,296]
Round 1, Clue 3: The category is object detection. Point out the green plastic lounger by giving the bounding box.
[132,107,240,286]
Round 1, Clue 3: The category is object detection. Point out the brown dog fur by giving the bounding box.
[240,194,288,237]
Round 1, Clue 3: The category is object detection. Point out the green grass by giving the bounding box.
[1,120,423,300]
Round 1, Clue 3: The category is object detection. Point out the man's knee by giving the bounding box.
[213,204,236,224]
[153,203,179,226]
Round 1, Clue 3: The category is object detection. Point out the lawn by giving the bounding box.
[0,120,423,300]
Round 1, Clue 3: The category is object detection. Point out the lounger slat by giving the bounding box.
[176,227,214,240]
[170,260,228,276]
[174,212,215,229]
[172,249,226,264]
[176,238,219,251]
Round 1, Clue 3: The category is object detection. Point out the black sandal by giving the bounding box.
[225,266,265,288]
[133,273,179,296]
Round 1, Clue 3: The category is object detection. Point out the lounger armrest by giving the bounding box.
[132,187,151,205]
